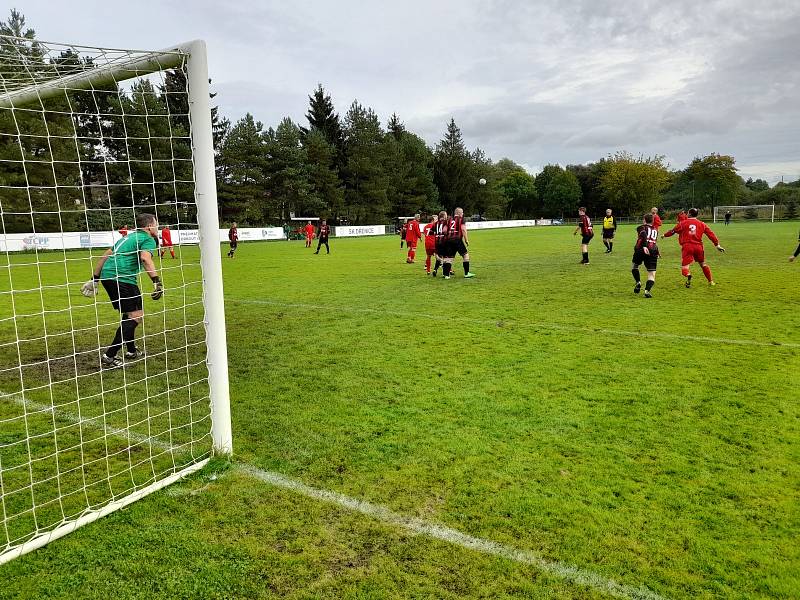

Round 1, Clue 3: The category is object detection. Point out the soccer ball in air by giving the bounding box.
[479,178,487,185]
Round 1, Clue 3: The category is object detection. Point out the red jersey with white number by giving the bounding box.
[405,219,422,244]
[423,222,436,249]
[580,214,593,235]
[669,217,718,247]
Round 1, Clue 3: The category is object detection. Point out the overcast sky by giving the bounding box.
[17,0,800,184]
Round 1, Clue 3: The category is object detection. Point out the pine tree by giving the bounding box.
[387,113,405,141]
[305,129,344,219]
[264,117,312,222]
[342,101,389,224]
[303,84,343,149]
[433,118,473,212]
[216,113,267,224]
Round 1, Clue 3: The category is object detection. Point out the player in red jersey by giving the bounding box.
[405,214,422,263]
[303,221,315,248]
[573,207,594,264]
[431,211,449,277]
[227,222,238,258]
[651,207,663,229]
[314,219,330,254]
[662,208,724,287]
[159,225,175,259]
[422,215,437,274]
[632,213,660,297]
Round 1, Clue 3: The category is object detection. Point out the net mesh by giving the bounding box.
[0,35,212,561]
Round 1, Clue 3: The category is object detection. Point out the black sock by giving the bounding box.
[603,241,609,250]
[645,280,654,292]
[107,326,124,358]
[122,318,138,353]
[609,242,613,251]
[582,252,589,262]
[632,268,641,283]
[433,259,441,272]
[463,261,470,275]
[444,263,451,276]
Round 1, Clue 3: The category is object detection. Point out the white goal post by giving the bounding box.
[713,205,775,222]
[0,37,231,564]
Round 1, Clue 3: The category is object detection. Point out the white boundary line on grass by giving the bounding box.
[4,391,668,600]
[232,298,800,350]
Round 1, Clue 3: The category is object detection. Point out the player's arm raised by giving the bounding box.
[140,250,163,299]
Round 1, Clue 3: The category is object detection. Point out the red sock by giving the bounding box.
[425,255,431,272]
[410,249,416,261]
[702,265,713,281]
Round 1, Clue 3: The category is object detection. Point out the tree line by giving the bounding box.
[1,9,799,234]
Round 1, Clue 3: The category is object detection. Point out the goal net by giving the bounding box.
[713,205,775,223]
[0,36,231,564]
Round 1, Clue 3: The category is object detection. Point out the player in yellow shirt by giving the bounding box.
[602,208,617,253]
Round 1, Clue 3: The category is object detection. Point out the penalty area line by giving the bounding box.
[231,298,799,349]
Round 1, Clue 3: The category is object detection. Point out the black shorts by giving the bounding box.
[435,241,446,257]
[581,232,594,244]
[445,238,468,257]
[229,241,238,249]
[632,250,658,272]
[102,280,143,314]
[602,229,615,240]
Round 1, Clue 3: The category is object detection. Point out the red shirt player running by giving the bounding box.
[159,226,175,259]
[405,214,422,264]
[663,208,725,287]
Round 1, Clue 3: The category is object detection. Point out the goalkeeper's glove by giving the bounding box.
[151,277,164,300]
[81,275,100,298]
[716,245,725,253]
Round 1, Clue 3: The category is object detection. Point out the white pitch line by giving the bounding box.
[240,464,668,600]
[231,298,800,349]
[4,391,669,600]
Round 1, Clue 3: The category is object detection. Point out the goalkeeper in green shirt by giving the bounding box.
[82,213,164,369]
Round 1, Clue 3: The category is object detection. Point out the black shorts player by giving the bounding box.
[631,248,657,272]
[101,280,143,314]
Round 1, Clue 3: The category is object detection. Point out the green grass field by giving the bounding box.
[1,222,799,599]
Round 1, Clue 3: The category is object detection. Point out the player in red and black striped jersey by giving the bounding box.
[227,222,238,258]
[573,207,594,264]
[430,211,449,277]
[631,213,659,297]
[440,207,474,279]
[314,219,331,254]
